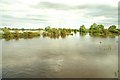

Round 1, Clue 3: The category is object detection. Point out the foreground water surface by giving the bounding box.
[2,33,118,78]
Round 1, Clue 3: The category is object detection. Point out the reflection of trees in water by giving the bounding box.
[42,32,67,39]
[109,34,116,38]
[60,34,66,39]
[2,31,40,41]
[42,28,74,39]
[79,32,87,37]
[2,31,119,41]
[89,33,118,38]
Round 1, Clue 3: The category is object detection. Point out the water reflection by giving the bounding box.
[2,32,119,41]
[2,33,118,78]
[89,33,119,38]
[79,32,87,36]
[0,40,2,79]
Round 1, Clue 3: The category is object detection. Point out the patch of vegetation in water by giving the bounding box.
[0,33,2,39]
[1,23,120,40]
[43,26,74,39]
[1,27,40,41]
[88,23,120,38]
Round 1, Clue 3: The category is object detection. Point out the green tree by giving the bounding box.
[45,26,51,31]
[21,28,25,31]
[14,31,20,38]
[108,25,116,32]
[89,23,97,30]
[79,25,87,33]
[108,25,120,34]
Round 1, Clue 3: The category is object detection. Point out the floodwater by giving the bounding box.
[1,33,118,78]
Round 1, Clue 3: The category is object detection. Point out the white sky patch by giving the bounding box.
[0,0,119,29]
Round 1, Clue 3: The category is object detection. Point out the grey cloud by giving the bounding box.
[0,0,22,5]
[26,14,50,19]
[0,0,13,4]
[84,5,117,18]
[32,2,117,11]
[32,2,117,18]
[99,19,117,26]
[1,15,48,22]
[0,14,49,28]
[77,4,117,10]
[0,1,118,28]
[32,2,74,10]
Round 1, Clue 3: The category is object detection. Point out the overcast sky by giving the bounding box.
[0,0,119,29]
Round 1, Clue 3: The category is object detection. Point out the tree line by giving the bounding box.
[0,23,120,40]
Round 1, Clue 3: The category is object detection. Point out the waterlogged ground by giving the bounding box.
[2,33,118,78]
[0,39,2,79]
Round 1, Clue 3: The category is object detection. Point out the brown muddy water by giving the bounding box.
[1,33,118,78]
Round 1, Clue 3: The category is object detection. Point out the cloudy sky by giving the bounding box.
[0,0,119,29]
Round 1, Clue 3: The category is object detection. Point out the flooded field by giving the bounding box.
[2,33,118,78]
